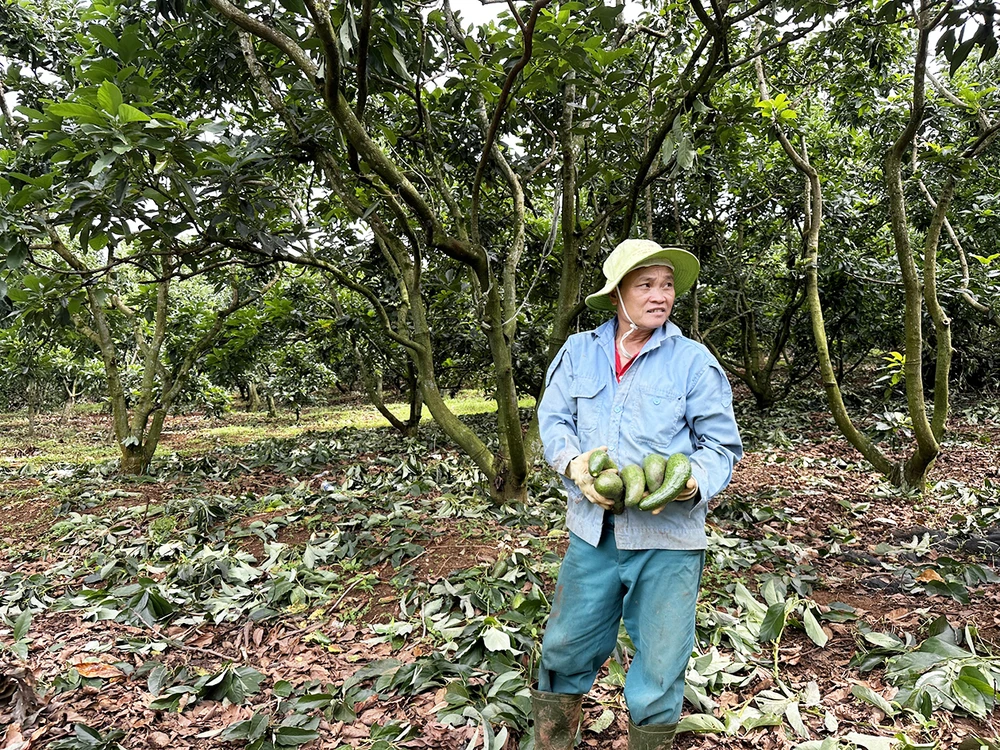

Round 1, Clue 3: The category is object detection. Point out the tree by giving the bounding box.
[754,0,1000,488]
[1,1,284,472]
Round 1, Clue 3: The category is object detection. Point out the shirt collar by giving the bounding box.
[593,318,681,347]
[592,318,681,368]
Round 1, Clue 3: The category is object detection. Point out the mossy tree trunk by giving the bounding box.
[248,381,262,412]
[525,74,584,462]
[25,371,39,439]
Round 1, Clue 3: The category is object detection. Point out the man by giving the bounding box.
[533,239,743,749]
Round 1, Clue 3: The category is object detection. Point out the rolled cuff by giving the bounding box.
[685,463,710,518]
[552,448,578,478]
[689,463,710,502]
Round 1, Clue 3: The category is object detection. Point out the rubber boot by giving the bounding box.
[530,688,583,750]
[628,720,677,750]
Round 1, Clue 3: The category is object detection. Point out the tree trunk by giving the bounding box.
[354,342,415,436]
[703,266,805,413]
[25,375,38,439]
[248,381,262,412]
[63,377,79,419]
[753,56,901,484]
[43,202,273,478]
[328,281,420,437]
[405,361,422,435]
[883,9,944,489]
[478,279,528,504]
[525,76,587,465]
[120,445,146,475]
[468,82,530,503]
[405,269,505,499]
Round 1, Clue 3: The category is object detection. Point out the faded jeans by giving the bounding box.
[537,520,704,726]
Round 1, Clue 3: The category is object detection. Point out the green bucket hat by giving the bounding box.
[585,239,700,311]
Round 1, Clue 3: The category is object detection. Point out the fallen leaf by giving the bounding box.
[340,724,369,739]
[148,732,172,748]
[359,708,388,725]
[825,686,851,704]
[916,568,945,583]
[74,663,123,680]
[0,669,43,724]
[1,724,24,750]
[717,691,741,711]
[186,631,214,647]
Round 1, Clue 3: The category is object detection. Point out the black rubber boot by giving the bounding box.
[530,688,583,750]
[628,720,677,750]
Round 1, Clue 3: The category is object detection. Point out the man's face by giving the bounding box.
[612,265,675,331]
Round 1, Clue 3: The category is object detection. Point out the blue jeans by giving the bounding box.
[537,522,704,725]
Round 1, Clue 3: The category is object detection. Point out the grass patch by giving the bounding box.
[182,392,536,454]
[0,410,116,468]
[0,391,539,467]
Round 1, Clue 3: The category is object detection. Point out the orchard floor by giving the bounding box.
[1,397,1000,750]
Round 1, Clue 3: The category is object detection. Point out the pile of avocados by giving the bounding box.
[587,449,692,515]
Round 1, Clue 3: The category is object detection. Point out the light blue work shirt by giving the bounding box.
[538,319,743,550]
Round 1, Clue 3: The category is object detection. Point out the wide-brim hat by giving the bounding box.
[585,239,700,311]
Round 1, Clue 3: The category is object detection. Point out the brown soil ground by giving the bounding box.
[1,407,999,749]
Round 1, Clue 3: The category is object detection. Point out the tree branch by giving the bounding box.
[205,0,319,78]
[471,0,552,233]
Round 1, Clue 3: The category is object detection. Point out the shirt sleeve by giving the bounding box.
[684,359,743,503]
[537,343,581,477]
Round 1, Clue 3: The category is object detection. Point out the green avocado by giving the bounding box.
[638,453,692,511]
[643,453,667,493]
[594,469,624,502]
[588,448,616,477]
[621,463,646,508]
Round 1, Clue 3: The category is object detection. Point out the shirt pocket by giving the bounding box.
[634,384,686,449]
[571,379,607,437]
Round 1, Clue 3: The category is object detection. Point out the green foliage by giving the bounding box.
[851,617,1000,723]
[265,342,337,419]
[1,607,32,660]
[886,635,999,721]
[48,725,125,750]
[216,711,322,750]
[145,663,266,711]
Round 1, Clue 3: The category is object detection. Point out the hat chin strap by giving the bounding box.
[613,260,673,361]
[616,286,639,362]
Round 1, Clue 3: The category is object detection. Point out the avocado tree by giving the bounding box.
[663,59,906,411]
[753,0,1000,488]
[0,267,110,431]
[204,274,419,428]
[651,98,816,410]
[0,292,55,435]
[0,1,285,472]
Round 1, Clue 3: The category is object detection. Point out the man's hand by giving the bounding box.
[651,476,699,515]
[566,447,615,510]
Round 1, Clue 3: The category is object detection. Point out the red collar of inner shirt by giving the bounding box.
[614,343,636,381]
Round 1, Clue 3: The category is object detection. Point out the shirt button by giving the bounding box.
[614,406,622,413]
[653,398,661,405]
